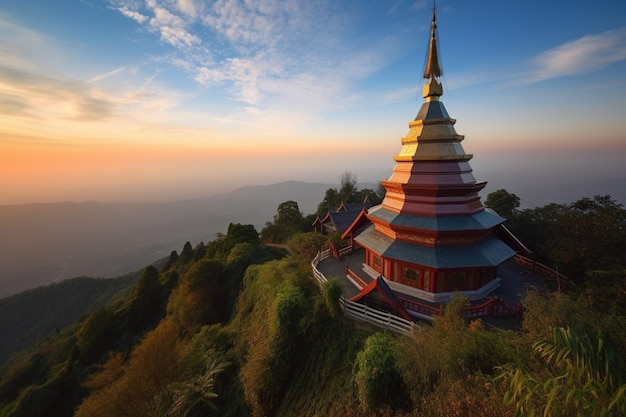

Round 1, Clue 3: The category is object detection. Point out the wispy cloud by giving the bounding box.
[441,27,626,92]
[109,0,403,111]
[88,66,128,83]
[0,19,190,129]
[509,27,626,86]
[527,28,626,83]
[117,6,148,23]
[0,64,116,121]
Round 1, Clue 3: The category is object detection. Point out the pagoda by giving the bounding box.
[342,5,515,303]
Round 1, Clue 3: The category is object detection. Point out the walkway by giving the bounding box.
[315,248,371,299]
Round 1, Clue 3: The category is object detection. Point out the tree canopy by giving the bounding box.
[484,189,520,217]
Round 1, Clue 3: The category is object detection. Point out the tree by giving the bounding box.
[484,189,520,217]
[316,187,340,215]
[76,308,115,364]
[355,187,383,206]
[129,266,165,331]
[508,195,626,282]
[322,278,344,317]
[353,332,407,413]
[161,250,179,272]
[340,171,358,199]
[226,223,260,246]
[261,201,305,243]
[316,171,362,215]
[177,241,195,266]
[168,259,228,330]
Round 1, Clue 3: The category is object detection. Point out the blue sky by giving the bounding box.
[1,0,625,205]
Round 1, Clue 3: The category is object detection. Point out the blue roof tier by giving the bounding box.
[327,210,364,234]
[367,205,506,232]
[355,224,515,269]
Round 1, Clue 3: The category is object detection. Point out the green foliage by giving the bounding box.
[484,188,520,217]
[316,171,383,215]
[226,243,258,276]
[508,195,626,282]
[395,296,519,416]
[3,193,625,417]
[260,201,305,243]
[226,223,260,246]
[0,353,46,403]
[169,350,226,417]
[287,231,328,262]
[317,187,341,215]
[271,285,306,340]
[128,265,166,331]
[354,332,407,413]
[519,289,626,353]
[161,250,179,272]
[580,269,626,316]
[0,273,138,366]
[499,327,626,417]
[178,241,195,266]
[193,241,207,261]
[168,259,228,332]
[235,259,311,417]
[76,308,115,364]
[322,277,344,317]
[340,171,358,197]
[75,319,183,417]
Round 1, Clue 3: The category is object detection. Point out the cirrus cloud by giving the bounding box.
[527,27,626,83]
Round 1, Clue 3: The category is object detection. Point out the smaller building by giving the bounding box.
[312,199,371,235]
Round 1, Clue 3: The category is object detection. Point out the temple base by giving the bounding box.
[362,262,501,303]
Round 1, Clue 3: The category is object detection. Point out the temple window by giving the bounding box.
[403,267,419,280]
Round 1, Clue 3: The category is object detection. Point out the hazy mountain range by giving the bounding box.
[1,177,624,298]
[0,181,335,298]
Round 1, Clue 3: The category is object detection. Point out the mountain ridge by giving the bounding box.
[0,181,337,298]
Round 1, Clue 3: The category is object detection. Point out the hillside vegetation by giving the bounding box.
[0,190,625,417]
[0,272,141,366]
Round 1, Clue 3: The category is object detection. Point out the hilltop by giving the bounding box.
[0,191,624,417]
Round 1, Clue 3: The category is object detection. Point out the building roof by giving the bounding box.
[327,210,364,234]
[338,200,371,212]
[349,276,413,321]
[355,224,515,269]
[367,205,506,232]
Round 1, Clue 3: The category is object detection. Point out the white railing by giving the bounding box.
[341,298,414,335]
[312,248,416,336]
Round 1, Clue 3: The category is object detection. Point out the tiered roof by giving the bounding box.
[344,4,515,270]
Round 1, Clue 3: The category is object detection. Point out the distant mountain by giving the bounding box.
[4,177,621,298]
[0,272,140,366]
[0,181,335,298]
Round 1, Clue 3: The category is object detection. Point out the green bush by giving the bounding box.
[353,332,407,413]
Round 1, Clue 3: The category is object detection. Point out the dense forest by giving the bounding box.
[0,181,625,417]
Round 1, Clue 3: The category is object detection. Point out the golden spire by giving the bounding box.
[422,1,443,100]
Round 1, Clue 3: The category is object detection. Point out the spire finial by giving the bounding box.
[422,0,443,100]
[423,0,442,79]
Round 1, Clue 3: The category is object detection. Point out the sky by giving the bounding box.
[1,0,625,205]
